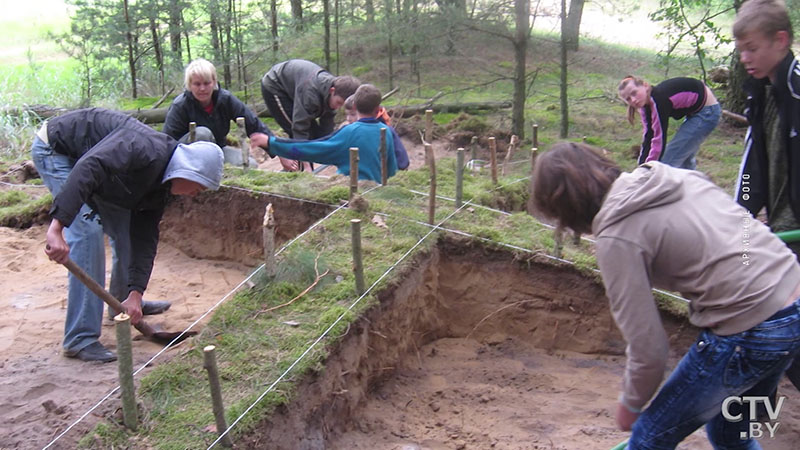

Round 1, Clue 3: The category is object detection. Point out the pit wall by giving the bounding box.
[159,187,333,266]
[239,237,697,449]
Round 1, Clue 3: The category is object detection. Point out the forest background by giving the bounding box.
[3,0,800,191]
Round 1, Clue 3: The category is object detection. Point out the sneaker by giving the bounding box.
[65,342,117,363]
[142,300,171,315]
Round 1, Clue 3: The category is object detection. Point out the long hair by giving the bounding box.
[532,142,622,234]
[618,76,650,125]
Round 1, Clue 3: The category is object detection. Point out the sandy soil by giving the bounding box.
[0,223,254,449]
[5,133,799,450]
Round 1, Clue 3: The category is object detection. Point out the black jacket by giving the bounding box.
[162,87,271,146]
[261,59,336,140]
[736,52,800,220]
[47,107,178,293]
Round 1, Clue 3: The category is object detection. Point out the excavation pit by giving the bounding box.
[237,239,800,449]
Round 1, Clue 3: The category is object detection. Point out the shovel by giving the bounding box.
[61,257,197,345]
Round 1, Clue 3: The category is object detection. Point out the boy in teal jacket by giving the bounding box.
[252,84,408,182]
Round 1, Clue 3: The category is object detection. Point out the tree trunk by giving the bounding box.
[334,0,340,74]
[559,0,569,138]
[564,0,584,51]
[271,0,279,55]
[183,10,192,61]
[168,0,182,57]
[366,0,375,24]
[726,0,748,115]
[290,0,303,32]
[323,0,331,70]
[209,3,221,65]
[512,0,529,139]
[123,0,138,99]
[221,0,233,88]
[149,14,165,95]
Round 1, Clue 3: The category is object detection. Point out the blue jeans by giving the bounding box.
[629,299,800,449]
[661,103,721,170]
[31,137,130,353]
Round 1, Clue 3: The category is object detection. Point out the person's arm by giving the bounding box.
[162,99,189,141]
[267,127,351,167]
[595,236,669,418]
[44,218,69,263]
[390,127,409,170]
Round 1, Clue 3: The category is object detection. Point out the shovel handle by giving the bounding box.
[61,257,157,337]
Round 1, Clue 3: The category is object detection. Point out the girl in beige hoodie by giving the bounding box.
[532,142,800,449]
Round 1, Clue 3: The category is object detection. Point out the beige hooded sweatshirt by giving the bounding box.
[592,162,800,412]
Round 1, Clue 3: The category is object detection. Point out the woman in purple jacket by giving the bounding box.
[618,76,721,170]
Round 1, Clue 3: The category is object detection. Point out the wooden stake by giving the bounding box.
[189,122,197,143]
[455,148,465,208]
[351,219,365,295]
[349,147,359,202]
[572,231,581,246]
[263,203,276,278]
[532,123,539,149]
[425,109,433,144]
[426,143,436,224]
[528,147,539,218]
[502,135,519,176]
[379,127,387,185]
[236,117,249,169]
[553,225,564,259]
[115,314,138,431]
[489,136,497,184]
[470,135,478,162]
[204,345,233,448]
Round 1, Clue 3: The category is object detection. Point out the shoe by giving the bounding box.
[65,342,117,363]
[108,300,171,320]
[142,300,171,316]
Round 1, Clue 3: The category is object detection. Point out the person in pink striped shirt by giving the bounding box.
[618,76,720,170]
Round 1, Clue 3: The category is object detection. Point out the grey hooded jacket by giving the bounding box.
[261,59,336,140]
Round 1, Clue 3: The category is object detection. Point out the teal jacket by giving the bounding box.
[268,119,399,182]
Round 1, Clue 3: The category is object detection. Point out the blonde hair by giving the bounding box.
[184,58,218,90]
[733,0,793,45]
[618,75,650,125]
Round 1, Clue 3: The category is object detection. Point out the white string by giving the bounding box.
[41,185,379,449]
[208,203,469,448]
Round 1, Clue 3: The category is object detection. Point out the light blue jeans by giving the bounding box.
[661,103,721,170]
[31,137,131,354]
[628,299,800,449]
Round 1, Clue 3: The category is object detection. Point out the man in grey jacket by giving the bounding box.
[260,59,360,171]
[532,142,800,448]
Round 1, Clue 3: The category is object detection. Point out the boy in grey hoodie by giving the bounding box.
[33,108,224,363]
[532,142,800,448]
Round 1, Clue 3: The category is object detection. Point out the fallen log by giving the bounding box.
[722,109,748,127]
[3,100,513,125]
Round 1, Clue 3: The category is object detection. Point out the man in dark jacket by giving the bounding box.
[733,0,800,390]
[163,58,271,167]
[31,108,224,363]
[260,59,360,171]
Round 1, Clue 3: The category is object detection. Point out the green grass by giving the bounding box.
[0,10,741,448]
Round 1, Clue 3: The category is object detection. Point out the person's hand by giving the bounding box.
[279,157,299,171]
[45,219,69,264]
[616,402,640,431]
[249,132,270,151]
[120,290,144,325]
